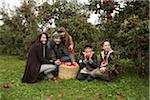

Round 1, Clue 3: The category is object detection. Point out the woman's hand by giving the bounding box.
[68,45,73,51]
[100,67,107,73]
[101,62,108,67]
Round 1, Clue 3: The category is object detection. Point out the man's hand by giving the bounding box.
[49,60,53,62]
[54,59,61,65]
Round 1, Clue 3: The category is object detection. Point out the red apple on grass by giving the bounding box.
[57,93,62,97]
[3,84,10,88]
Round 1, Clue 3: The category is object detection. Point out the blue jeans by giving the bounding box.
[60,56,71,62]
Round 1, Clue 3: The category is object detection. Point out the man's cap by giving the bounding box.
[51,32,61,39]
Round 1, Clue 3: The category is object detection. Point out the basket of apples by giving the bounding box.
[59,62,79,79]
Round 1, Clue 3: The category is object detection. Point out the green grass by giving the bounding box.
[0,55,149,100]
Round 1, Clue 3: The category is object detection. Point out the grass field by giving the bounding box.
[0,55,149,100]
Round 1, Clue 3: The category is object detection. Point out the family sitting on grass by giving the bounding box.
[22,27,118,83]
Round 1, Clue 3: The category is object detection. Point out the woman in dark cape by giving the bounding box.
[22,33,56,83]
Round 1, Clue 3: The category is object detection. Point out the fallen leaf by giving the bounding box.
[52,77,58,83]
[53,79,58,83]
[11,80,16,83]
[48,87,51,91]
[46,95,53,100]
[116,92,124,100]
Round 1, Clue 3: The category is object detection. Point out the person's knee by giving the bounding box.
[76,73,83,80]
[51,65,56,70]
[60,56,71,62]
[87,75,93,81]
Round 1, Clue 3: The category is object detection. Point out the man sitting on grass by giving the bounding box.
[48,32,72,76]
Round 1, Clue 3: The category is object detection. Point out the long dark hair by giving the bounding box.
[32,32,48,45]
[101,39,111,47]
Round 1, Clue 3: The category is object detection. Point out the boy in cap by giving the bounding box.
[77,44,98,81]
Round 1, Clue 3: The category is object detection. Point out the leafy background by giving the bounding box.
[0,0,149,76]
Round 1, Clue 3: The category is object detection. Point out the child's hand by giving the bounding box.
[101,62,108,67]
[84,53,92,59]
[84,53,88,59]
[89,53,93,59]
[89,58,93,64]
[83,59,88,64]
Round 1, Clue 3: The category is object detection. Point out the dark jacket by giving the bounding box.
[22,34,52,83]
[48,40,69,60]
[79,51,98,71]
[100,50,117,71]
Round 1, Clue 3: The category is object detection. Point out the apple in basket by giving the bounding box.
[65,62,72,66]
[60,62,66,65]
[66,62,77,67]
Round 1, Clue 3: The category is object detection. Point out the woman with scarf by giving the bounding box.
[90,40,118,81]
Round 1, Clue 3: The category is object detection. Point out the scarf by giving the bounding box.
[101,49,113,63]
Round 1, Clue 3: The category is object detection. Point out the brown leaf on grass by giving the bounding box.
[95,93,102,100]
[48,77,58,83]
[46,95,53,100]
[12,91,16,94]
[48,87,51,91]
[52,78,58,83]
[11,80,16,83]
[116,92,124,100]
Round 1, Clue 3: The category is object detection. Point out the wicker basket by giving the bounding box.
[58,63,79,79]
